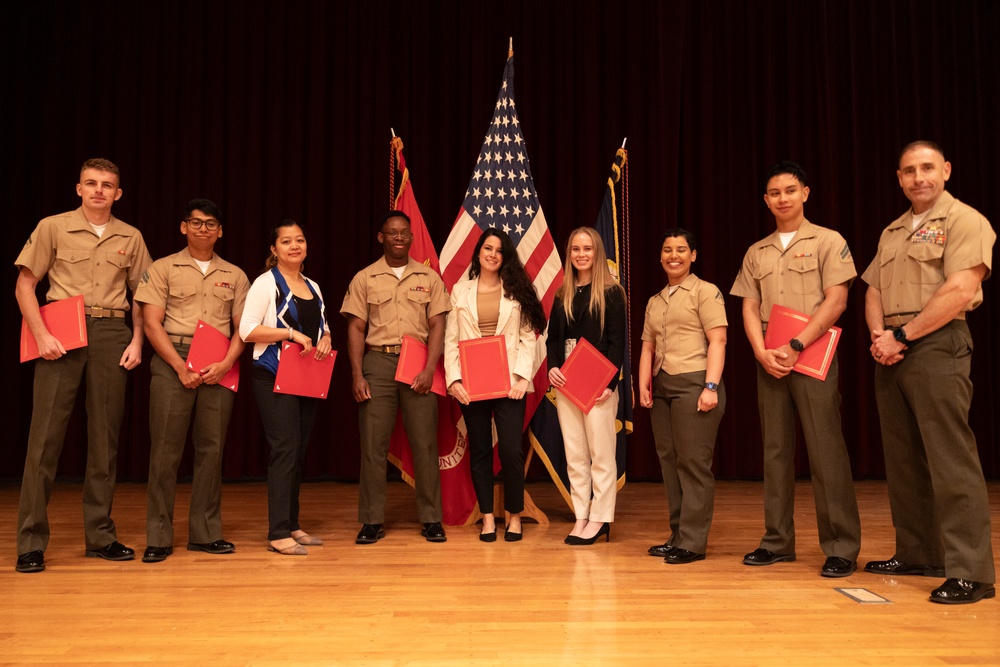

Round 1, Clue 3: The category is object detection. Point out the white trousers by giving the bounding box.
[556,388,619,522]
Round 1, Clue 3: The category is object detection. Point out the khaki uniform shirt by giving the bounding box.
[730,219,856,324]
[861,191,995,316]
[15,207,152,310]
[134,247,250,338]
[340,256,450,345]
[642,273,727,375]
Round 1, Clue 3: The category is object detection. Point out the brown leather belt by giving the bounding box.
[883,313,919,328]
[367,344,401,354]
[86,307,126,319]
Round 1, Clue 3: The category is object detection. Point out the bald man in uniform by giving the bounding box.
[341,210,450,544]
[730,161,861,578]
[863,141,995,604]
[15,158,151,573]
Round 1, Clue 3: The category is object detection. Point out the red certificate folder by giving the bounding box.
[274,342,337,398]
[394,335,447,396]
[556,337,618,414]
[20,294,88,362]
[459,335,511,401]
[186,320,240,392]
[764,304,842,381]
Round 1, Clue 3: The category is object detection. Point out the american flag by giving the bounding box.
[439,51,563,444]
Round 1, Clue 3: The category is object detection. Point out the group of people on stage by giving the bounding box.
[13,142,996,604]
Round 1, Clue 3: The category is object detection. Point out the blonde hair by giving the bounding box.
[558,226,623,331]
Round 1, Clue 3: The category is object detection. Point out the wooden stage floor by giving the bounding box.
[2,480,998,666]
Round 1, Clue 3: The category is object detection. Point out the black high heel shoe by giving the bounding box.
[566,523,610,545]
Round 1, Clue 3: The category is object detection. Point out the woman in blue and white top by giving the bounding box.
[240,220,332,556]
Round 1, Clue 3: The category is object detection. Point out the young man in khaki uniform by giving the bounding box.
[134,199,249,563]
[730,161,861,578]
[341,211,450,544]
[15,158,152,573]
[863,141,996,604]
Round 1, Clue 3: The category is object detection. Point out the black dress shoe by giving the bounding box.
[356,524,385,544]
[864,556,945,577]
[187,540,235,554]
[929,578,996,605]
[142,546,173,563]
[665,548,705,564]
[422,522,447,542]
[648,543,674,558]
[480,530,497,543]
[15,550,45,573]
[821,556,857,578]
[85,541,135,561]
[742,548,796,566]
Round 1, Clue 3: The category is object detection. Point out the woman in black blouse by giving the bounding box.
[546,227,626,545]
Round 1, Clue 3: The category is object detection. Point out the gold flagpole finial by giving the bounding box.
[508,37,513,58]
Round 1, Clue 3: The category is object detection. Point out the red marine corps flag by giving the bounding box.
[439,42,564,507]
[387,134,477,525]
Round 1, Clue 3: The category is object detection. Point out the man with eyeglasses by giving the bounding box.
[341,210,450,543]
[133,199,249,563]
[15,159,152,573]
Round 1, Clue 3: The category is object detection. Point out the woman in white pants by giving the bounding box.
[546,227,626,545]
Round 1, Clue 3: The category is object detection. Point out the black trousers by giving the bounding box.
[251,366,320,541]
[460,396,526,514]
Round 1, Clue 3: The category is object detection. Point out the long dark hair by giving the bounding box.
[469,228,547,334]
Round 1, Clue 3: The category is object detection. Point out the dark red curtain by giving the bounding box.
[2,0,998,483]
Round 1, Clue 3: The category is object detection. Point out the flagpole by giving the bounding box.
[389,129,397,208]
[508,36,513,57]
[621,143,632,409]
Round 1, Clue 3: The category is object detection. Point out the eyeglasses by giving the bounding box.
[383,230,412,240]
[185,217,220,230]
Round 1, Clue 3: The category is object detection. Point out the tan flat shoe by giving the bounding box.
[294,533,323,546]
[268,543,307,556]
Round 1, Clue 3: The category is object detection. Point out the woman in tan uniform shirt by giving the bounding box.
[639,228,727,564]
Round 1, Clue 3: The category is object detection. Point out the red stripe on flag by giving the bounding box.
[538,273,561,316]
[522,230,556,283]
[441,228,481,289]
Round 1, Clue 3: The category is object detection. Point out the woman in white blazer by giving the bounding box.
[445,229,547,542]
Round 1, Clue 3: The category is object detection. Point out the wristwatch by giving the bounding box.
[704,382,719,392]
[789,338,805,352]
[893,327,911,345]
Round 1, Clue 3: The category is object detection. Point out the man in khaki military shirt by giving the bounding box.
[862,141,996,604]
[730,161,861,578]
[134,199,249,564]
[15,158,152,573]
[341,211,450,544]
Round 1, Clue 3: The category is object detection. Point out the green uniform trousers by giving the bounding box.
[650,370,725,554]
[874,321,995,583]
[17,317,130,553]
[755,356,861,559]
[146,344,234,547]
[357,350,442,524]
